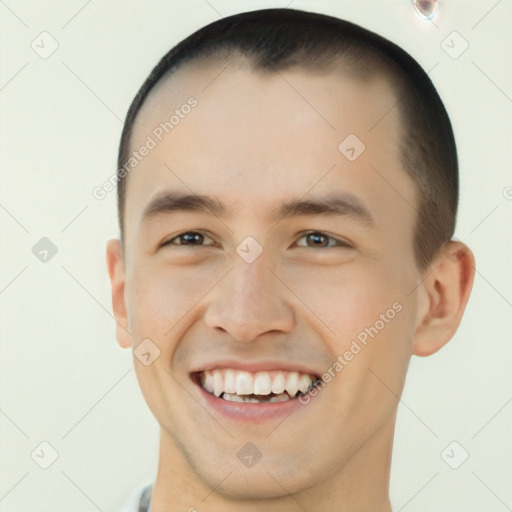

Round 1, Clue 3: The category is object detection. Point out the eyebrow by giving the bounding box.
[141,190,374,226]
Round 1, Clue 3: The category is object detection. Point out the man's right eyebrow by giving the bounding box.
[142,191,226,220]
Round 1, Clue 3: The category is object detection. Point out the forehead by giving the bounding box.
[133,59,401,142]
[125,60,415,244]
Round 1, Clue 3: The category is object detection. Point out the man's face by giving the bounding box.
[119,62,425,498]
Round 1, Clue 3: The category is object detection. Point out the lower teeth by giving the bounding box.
[221,391,292,403]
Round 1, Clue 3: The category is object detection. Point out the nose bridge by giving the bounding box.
[204,250,294,342]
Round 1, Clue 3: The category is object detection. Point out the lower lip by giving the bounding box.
[194,381,315,423]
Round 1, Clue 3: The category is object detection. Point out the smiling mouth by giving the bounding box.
[191,368,320,403]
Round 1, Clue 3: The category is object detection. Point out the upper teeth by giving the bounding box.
[199,369,315,397]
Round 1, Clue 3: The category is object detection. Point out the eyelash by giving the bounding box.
[160,231,352,249]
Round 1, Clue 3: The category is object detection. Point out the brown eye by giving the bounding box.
[161,231,214,247]
[296,232,351,249]
[178,232,205,245]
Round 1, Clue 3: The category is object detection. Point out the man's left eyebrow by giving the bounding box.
[278,194,374,226]
[141,190,374,226]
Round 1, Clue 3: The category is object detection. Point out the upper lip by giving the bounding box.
[189,359,321,378]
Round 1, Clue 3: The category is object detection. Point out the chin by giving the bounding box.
[201,473,303,501]
[190,457,323,501]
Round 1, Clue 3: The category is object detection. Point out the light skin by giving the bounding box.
[106,60,475,511]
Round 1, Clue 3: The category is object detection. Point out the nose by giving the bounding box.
[203,254,295,343]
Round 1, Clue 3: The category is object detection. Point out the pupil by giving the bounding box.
[309,233,326,247]
[182,233,202,244]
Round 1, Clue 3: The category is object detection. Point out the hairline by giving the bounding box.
[121,55,420,231]
[117,14,456,272]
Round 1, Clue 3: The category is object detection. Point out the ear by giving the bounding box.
[412,240,476,357]
[106,239,131,349]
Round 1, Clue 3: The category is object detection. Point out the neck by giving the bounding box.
[149,415,395,512]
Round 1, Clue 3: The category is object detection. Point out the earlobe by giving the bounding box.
[411,240,476,357]
[106,239,131,349]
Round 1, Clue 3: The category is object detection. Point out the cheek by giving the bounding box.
[127,261,217,338]
[283,260,403,347]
